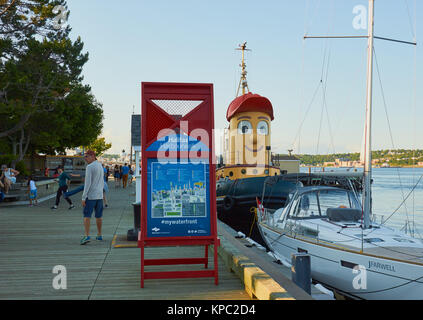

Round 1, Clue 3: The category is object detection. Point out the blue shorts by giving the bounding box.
[30,189,37,199]
[83,199,103,218]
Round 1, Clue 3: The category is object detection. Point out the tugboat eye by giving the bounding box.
[257,121,269,135]
[238,120,252,134]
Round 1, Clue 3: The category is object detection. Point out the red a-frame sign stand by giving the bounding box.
[138,82,219,287]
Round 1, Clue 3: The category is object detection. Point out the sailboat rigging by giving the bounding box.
[305,0,417,230]
[257,0,423,300]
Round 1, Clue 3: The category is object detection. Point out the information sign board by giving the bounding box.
[138,82,218,287]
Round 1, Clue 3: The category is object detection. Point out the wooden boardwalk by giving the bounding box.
[0,182,249,300]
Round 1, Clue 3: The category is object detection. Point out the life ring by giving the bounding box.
[223,196,235,212]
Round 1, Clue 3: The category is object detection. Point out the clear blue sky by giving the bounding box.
[66,0,422,155]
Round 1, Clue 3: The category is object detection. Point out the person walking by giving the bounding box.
[103,176,109,209]
[128,166,134,185]
[104,165,110,182]
[119,165,123,185]
[102,163,109,208]
[80,150,104,245]
[51,166,78,210]
[113,165,121,188]
[121,163,130,188]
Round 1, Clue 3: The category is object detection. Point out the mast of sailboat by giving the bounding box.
[236,42,251,96]
[303,0,416,230]
[363,0,375,229]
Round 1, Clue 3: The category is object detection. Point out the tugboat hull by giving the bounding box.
[216,176,296,248]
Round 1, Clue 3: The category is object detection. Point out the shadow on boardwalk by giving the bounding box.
[0,183,249,300]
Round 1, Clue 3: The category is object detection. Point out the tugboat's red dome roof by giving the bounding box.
[226,92,274,121]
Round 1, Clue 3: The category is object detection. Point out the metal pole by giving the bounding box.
[135,149,141,203]
[291,253,311,295]
[363,0,375,230]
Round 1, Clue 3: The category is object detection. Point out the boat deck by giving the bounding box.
[261,222,423,267]
[364,246,423,265]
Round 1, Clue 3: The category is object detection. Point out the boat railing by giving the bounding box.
[371,213,385,225]
[287,218,320,241]
[367,214,421,240]
[400,220,422,239]
[261,208,276,225]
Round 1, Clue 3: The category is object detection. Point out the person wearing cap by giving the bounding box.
[80,150,104,245]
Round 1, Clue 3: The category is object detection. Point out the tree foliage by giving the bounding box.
[84,137,112,157]
[29,84,104,155]
[0,0,104,163]
[294,150,423,166]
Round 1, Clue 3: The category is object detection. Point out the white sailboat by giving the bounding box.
[258,0,423,299]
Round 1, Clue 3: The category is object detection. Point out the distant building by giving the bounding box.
[335,158,351,167]
[324,162,336,167]
[334,158,363,168]
[65,148,82,156]
[273,155,300,174]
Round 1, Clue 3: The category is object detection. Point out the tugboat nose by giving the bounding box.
[249,130,257,151]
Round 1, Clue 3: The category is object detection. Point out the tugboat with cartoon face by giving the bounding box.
[217,43,363,249]
[216,43,299,247]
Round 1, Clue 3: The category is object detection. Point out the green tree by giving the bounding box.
[28,84,104,155]
[0,0,103,162]
[0,0,73,138]
[84,137,112,157]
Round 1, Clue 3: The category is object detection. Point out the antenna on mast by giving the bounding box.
[236,42,251,97]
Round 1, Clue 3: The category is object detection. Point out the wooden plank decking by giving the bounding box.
[0,182,249,300]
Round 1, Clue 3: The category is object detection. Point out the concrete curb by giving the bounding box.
[216,237,295,300]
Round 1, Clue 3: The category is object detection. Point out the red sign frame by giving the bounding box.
[138,82,219,287]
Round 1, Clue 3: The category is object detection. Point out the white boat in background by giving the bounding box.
[258,0,423,299]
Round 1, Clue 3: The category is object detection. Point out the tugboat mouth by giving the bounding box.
[245,145,264,153]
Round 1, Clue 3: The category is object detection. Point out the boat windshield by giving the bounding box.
[291,189,360,220]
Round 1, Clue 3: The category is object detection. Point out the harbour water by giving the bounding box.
[301,167,423,239]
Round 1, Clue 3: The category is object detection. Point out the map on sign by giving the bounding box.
[151,161,207,218]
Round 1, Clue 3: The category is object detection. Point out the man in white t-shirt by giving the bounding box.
[80,150,104,245]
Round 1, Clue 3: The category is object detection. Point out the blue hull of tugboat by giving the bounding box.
[216,176,296,248]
